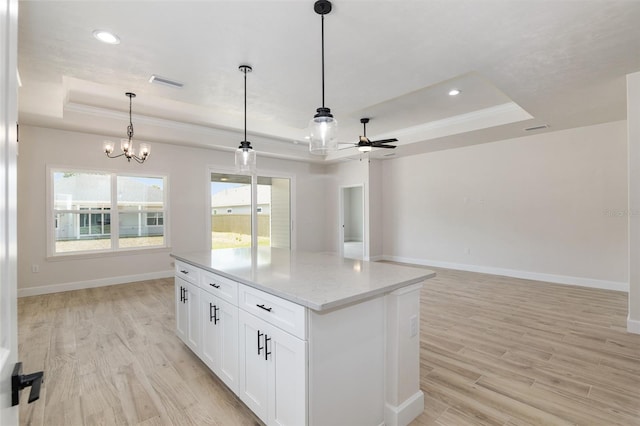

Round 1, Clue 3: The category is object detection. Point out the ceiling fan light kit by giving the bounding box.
[308,0,338,156]
[235,64,257,174]
[103,92,150,164]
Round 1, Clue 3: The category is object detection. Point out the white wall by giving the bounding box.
[628,72,640,333]
[382,121,628,290]
[17,125,329,295]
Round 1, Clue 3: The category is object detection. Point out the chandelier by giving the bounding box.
[103,92,150,163]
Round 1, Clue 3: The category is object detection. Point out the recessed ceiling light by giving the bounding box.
[92,30,120,45]
[448,89,461,96]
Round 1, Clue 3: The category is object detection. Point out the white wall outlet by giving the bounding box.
[31,264,39,273]
[410,315,418,337]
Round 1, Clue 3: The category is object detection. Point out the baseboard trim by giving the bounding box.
[381,255,628,292]
[384,391,424,426]
[18,270,174,297]
[369,255,384,262]
[628,317,640,334]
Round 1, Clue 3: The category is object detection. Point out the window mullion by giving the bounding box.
[111,172,118,250]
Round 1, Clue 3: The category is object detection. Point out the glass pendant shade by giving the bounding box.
[139,143,150,158]
[103,140,115,155]
[308,114,338,155]
[235,143,256,174]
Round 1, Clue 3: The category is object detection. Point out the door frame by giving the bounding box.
[0,0,19,423]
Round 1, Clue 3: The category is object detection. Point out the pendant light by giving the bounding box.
[308,0,338,155]
[103,92,150,163]
[235,65,257,174]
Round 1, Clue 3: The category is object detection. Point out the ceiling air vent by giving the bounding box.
[149,75,184,88]
[524,124,549,132]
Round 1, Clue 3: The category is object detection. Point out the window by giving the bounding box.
[146,212,163,226]
[50,169,167,255]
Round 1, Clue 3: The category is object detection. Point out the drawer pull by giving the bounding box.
[257,330,264,355]
[209,283,221,289]
[256,304,272,312]
[180,269,189,275]
[264,334,271,360]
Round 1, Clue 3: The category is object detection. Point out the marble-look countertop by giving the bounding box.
[171,248,435,311]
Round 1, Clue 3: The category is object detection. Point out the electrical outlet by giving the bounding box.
[31,264,39,273]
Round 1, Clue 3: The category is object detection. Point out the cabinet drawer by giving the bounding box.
[175,261,199,284]
[239,285,306,340]
[200,270,238,306]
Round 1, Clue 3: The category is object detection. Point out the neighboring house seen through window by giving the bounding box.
[50,169,167,255]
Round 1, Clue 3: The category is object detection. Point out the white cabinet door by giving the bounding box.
[201,290,239,394]
[267,324,307,426]
[239,309,307,426]
[238,309,269,423]
[217,298,239,393]
[175,277,189,343]
[185,281,200,353]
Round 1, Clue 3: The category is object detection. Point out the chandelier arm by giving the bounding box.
[105,152,126,159]
[131,155,146,164]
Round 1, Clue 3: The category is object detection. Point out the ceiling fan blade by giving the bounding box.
[371,138,398,144]
[338,143,356,150]
[377,144,396,149]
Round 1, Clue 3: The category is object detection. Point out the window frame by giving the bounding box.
[47,166,169,258]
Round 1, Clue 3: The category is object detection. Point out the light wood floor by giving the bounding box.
[17,267,640,425]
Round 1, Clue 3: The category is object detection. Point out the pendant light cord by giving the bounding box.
[321,14,325,108]
[127,94,134,140]
[244,67,247,142]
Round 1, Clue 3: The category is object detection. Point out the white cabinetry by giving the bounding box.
[175,261,201,353]
[200,271,239,394]
[173,254,424,426]
[175,276,200,353]
[238,307,306,426]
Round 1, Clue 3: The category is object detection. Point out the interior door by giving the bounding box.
[341,185,365,260]
[0,0,19,423]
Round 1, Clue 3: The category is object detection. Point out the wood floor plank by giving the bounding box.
[17,266,640,426]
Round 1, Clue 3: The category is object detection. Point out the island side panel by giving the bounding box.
[307,296,385,426]
[385,283,424,426]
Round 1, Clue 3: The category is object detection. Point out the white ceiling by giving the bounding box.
[17,0,640,163]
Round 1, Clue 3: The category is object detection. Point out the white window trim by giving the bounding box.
[46,165,170,258]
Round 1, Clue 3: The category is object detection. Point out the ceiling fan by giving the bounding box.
[354,118,397,152]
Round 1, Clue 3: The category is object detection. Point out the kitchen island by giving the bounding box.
[171,248,435,426]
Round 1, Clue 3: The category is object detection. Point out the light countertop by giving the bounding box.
[171,248,435,311]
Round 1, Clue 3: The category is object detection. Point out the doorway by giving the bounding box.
[341,185,364,260]
[210,172,291,250]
